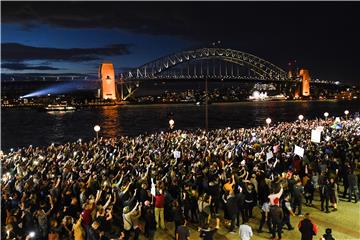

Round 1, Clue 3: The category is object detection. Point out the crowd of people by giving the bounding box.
[1,116,359,240]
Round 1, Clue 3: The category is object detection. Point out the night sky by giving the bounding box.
[2,1,360,85]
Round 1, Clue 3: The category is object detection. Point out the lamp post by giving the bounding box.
[298,114,304,121]
[94,125,100,141]
[205,77,208,133]
[344,110,349,120]
[169,119,175,130]
[266,118,272,128]
[324,112,329,120]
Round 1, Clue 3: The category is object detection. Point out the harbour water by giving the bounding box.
[1,100,359,150]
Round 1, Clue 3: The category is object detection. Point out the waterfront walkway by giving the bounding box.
[152,188,360,240]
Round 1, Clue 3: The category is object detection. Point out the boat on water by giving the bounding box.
[44,104,76,111]
[248,91,287,101]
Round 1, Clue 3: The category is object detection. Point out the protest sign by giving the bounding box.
[266,151,274,160]
[294,145,304,158]
[173,150,181,159]
[311,129,321,143]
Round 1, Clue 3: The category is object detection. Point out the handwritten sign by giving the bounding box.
[294,145,304,158]
[311,129,321,143]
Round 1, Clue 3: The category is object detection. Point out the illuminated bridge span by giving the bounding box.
[124,48,289,81]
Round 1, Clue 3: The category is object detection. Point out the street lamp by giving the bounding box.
[344,110,349,120]
[356,117,360,122]
[298,114,304,121]
[324,112,329,120]
[94,125,100,141]
[169,119,175,130]
[266,118,272,127]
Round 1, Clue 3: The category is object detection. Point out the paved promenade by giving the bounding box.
[152,190,360,240]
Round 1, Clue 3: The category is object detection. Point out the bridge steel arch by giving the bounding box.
[125,48,289,81]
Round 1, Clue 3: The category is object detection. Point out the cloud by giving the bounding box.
[1,43,131,62]
[2,2,360,41]
[1,62,62,71]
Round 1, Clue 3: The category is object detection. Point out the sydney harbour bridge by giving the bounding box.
[4,47,338,99]
[98,47,320,100]
[123,47,289,82]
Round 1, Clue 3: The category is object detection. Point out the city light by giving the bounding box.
[94,125,101,141]
[335,117,341,123]
[298,114,304,121]
[356,117,360,122]
[94,125,101,132]
[344,110,349,120]
[169,119,175,129]
[266,118,271,127]
[324,112,329,119]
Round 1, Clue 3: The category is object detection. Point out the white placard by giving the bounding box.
[266,151,274,160]
[311,129,321,143]
[316,126,324,132]
[294,145,304,158]
[173,150,181,159]
[151,178,156,196]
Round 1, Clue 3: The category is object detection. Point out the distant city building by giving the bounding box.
[99,62,117,100]
[299,69,310,97]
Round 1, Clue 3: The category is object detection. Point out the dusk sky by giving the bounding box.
[2,1,360,84]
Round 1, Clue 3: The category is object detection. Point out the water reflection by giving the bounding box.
[99,106,123,138]
[2,100,359,150]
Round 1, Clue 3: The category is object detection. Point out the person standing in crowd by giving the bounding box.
[281,193,295,230]
[292,179,304,216]
[269,184,283,206]
[176,219,190,240]
[320,228,335,240]
[123,202,142,240]
[329,178,338,211]
[243,183,257,223]
[298,213,318,240]
[341,162,351,199]
[304,176,315,207]
[223,191,238,233]
[154,189,165,230]
[73,216,85,240]
[258,197,271,233]
[348,171,359,203]
[270,198,283,240]
[239,223,253,240]
[320,178,331,213]
[199,217,220,240]
[198,194,212,228]
[143,201,156,240]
